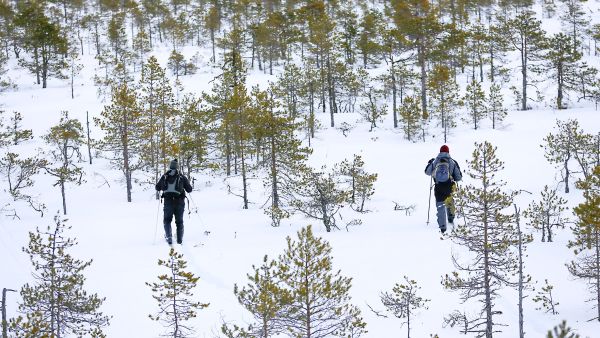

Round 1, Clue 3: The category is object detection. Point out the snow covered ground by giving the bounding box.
[2,3,600,338]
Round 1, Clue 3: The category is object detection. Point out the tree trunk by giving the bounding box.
[86,112,93,165]
[241,144,248,209]
[390,57,398,129]
[123,115,132,202]
[557,63,564,109]
[34,47,40,85]
[515,205,525,338]
[2,288,16,338]
[418,44,427,117]
[211,29,216,62]
[521,38,528,111]
[483,155,493,338]
[326,53,336,128]
[596,228,600,321]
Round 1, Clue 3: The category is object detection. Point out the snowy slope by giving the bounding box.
[2,3,600,338]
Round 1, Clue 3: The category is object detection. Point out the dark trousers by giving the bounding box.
[163,197,185,242]
[434,182,455,229]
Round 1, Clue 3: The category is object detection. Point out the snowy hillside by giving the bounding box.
[1,0,600,337]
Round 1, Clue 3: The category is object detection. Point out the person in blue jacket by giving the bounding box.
[424,145,462,233]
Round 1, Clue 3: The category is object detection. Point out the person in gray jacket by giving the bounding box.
[424,145,462,233]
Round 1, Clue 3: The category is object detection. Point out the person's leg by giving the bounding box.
[434,184,451,233]
[436,201,447,232]
[174,199,185,244]
[445,194,456,224]
[163,200,174,243]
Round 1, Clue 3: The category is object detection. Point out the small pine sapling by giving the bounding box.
[42,111,86,215]
[10,215,110,336]
[398,95,425,142]
[464,79,486,130]
[277,225,367,337]
[290,166,349,232]
[524,185,569,242]
[6,112,33,146]
[547,321,580,338]
[147,248,209,338]
[541,119,588,193]
[567,165,600,322]
[338,155,377,212]
[443,310,479,335]
[533,279,559,315]
[487,83,507,129]
[359,87,387,132]
[233,255,291,338]
[380,276,429,338]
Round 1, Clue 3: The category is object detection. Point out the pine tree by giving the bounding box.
[466,19,489,83]
[398,95,424,142]
[503,11,547,111]
[380,276,429,338]
[250,86,311,226]
[357,9,384,67]
[389,0,454,116]
[514,203,534,338]
[277,225,367,337]
[559,0,589,53]
[95,83,143,202]
[464,79,486,130]
[359,86,387,132]
[533,279,559,315]
[523,185,569,242]
[147,248,209,338]
[14,1,69,88]
[487,83,507,130]
[567,165,600,322]
[541,119,589,193]
[10,215,110,337]
[272,63,302,119]
[547,320,580,338]
[138,56,177,194]
[233,255,291,337]
[0,151,47,216]
[443,141,518,337]
[544,33,581,109]
[175,94,215,174]
[428,65,461,142]
[290,165,349,232]
[338,154,377,213]
[204,5,221,62]
[42,111,85,215]
[5,111,33,146]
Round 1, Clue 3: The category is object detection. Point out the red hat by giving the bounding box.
[440,145,449,153]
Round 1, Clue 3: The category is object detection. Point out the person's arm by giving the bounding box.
[182,176,193,193]
[424,158,435,175]
[155,175,166,191]
[452,160,463,182]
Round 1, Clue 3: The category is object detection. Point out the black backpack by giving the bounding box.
[162,172,184,198]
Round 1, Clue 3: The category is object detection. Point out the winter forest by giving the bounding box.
[0,0,600,337]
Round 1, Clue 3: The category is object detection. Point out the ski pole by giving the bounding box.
[426,175,433,225]
[154,197,161,244]
[187,193,205,227]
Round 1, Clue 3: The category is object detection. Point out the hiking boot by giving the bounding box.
[177,239,182,245]
[440,226,446,234]
[166,237,173,245]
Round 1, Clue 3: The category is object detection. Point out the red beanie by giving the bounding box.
[440,145,449,153]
